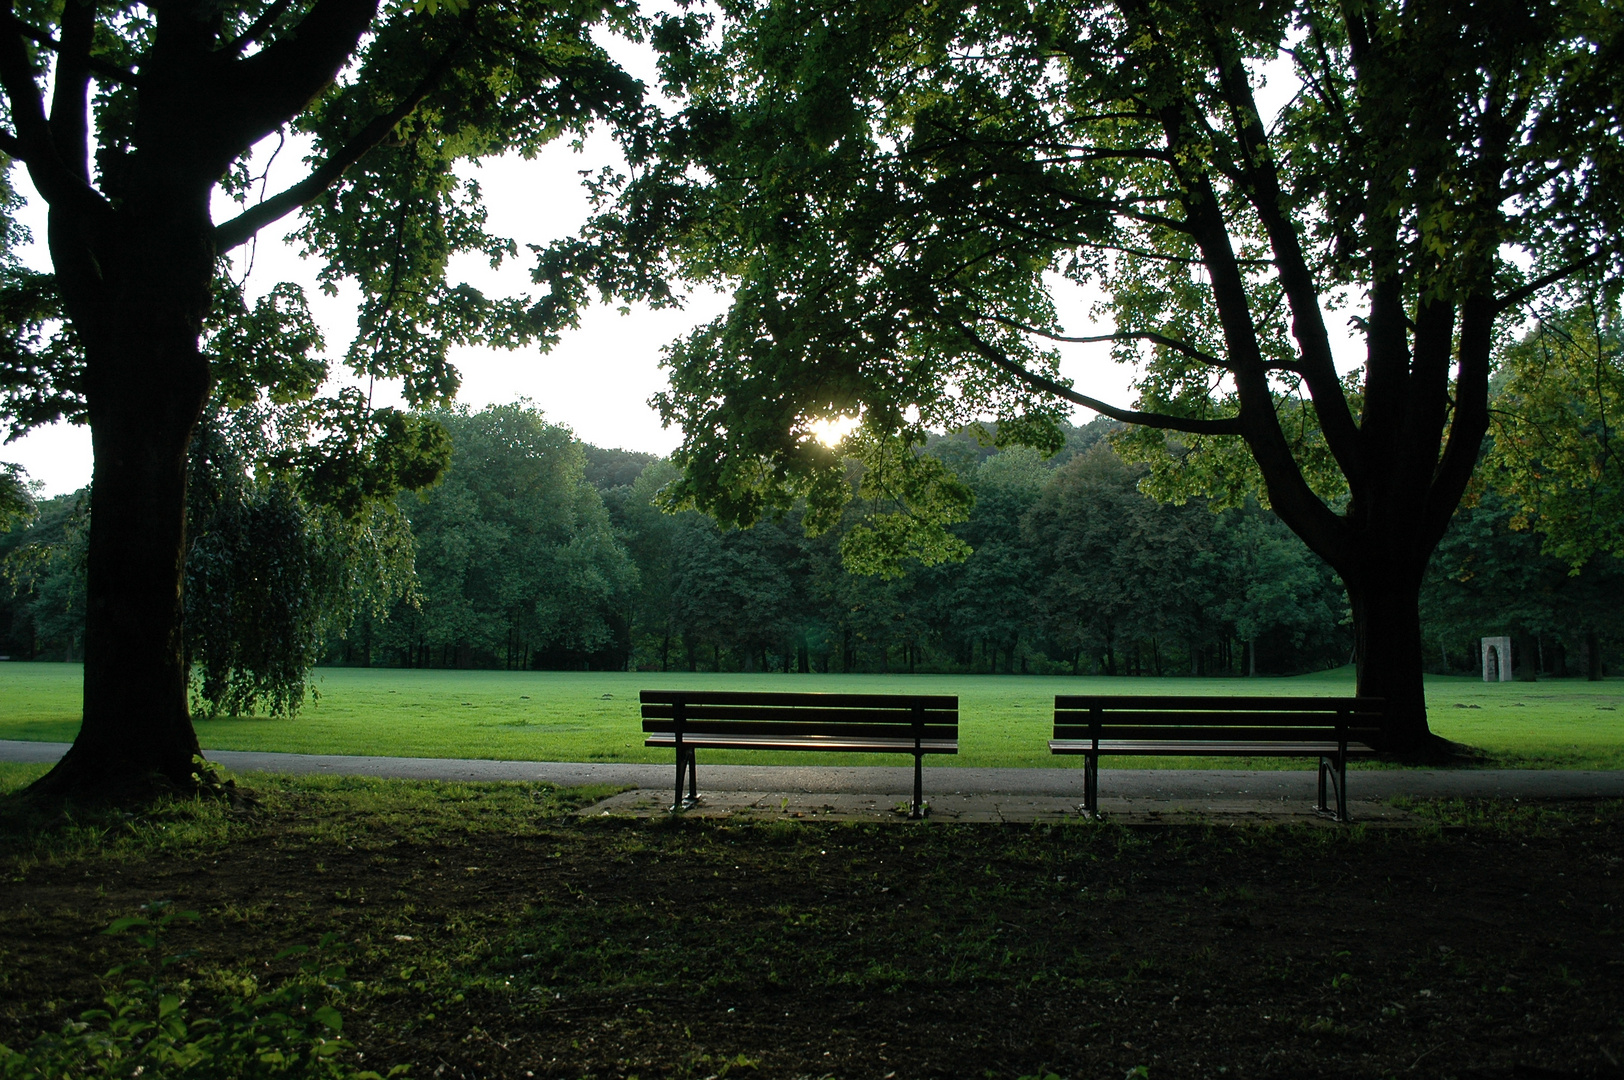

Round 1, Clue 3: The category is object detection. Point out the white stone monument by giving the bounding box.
[1481,636,1512,682]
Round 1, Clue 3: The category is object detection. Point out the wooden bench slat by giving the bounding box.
[1052,724,1380,742]
[639,690,957,709]
[647,733,959,753]
[1050,739,1376,755]
[1054,695,1371,711]
[642,704,957,725]
[1053,710,1381,727]
[645,719,959,739]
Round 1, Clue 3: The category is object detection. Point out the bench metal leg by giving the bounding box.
[911,753,924,819]
[672,743,698,812]
[1083,754,1099,816]
[1318,754,1350,823]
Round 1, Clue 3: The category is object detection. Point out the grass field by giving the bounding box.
[2,661,1621,767]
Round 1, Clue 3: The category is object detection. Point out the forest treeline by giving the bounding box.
[6,403,1622,691]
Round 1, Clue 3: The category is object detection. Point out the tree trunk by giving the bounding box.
[1587,632,1603,681]
[33,286,212,796]
[1346,569,1431,753]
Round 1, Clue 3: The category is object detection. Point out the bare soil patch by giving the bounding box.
[1,779,1620,1079]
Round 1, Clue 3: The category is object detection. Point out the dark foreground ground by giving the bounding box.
[1,774,1620,1080]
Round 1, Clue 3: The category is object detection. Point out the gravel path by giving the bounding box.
[4,739,1622,801]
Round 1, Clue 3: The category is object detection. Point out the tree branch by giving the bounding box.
[48,0,94,183]
[946,315,1246,435]
[1426,291,1495,544]
[1495,252,1604,314]
[220,0,301,57]
[1206,24,1365,489]
[215,26,468,252]
[9,17,141,85]
[218,0,382,146]
[976,311,1230,369]
[0,4,109,217]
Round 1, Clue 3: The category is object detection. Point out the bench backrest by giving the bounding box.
[1053,695,1384,744]
[642,690,958,741]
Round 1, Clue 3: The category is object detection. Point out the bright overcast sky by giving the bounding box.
[5,33,1353,499]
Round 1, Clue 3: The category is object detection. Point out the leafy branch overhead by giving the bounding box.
[1,0,648,434]
[545,0,1622,746]
[1486,304,1624,571]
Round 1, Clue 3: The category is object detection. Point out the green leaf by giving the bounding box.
[104,917,150,935]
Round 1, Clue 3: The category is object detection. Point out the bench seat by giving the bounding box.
[642,690,958,817]
[1050,695,1383,821]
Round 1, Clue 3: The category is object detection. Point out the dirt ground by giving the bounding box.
[1,780,1621,1080]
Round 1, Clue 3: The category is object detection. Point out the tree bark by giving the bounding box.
[1345,567,1430,753]
[33,210,214,794]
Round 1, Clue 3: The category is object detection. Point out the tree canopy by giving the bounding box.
[549,0,1624,750]
[0,0,648,795]
[1485,304,1624,570]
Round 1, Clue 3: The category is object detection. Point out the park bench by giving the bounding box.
[640,690,958,818]
[1049,695,1384,822]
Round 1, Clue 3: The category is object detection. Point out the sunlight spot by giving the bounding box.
[808,414,860,447]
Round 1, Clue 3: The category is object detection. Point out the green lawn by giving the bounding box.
[1,662,1621,768]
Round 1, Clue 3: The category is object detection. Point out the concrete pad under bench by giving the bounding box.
[577,787,1416,825]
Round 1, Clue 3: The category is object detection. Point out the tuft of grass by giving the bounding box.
[0,763,50,795]
[0,768,618,877]
[1389,795,1624,837]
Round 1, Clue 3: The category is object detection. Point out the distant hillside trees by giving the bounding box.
[356,404,638,671]
[1419,305,1624,680]
[594,421,1356,677]
[0,417,1361,678]
[14,398,1624,684]
[0,489,88,661]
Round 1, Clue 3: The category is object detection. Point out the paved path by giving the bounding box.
[7,739,1623,807]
